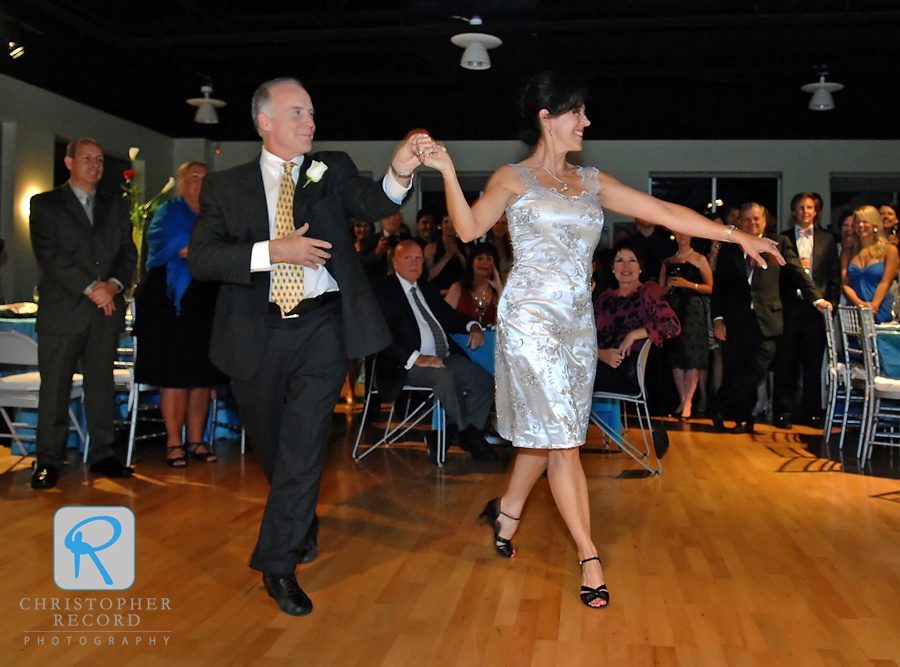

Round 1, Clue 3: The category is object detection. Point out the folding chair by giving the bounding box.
[588,339,662,475]
[858,306,900,461]
[836,305,873,455]
[352,358,447,465]
[822,303,851,440]
[0,331,86,457]
[208,389,246,455]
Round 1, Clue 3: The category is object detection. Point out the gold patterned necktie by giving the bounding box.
[270,161,304,316]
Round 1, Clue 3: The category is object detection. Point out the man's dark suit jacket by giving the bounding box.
[30,184,136,334]
[711,234,822,338]
[188,151,396,381]
[779,226,842,307]
[373,274,477,402]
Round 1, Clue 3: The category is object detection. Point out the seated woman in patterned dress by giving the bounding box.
[594,240,681,395]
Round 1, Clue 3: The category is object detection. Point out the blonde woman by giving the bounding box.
[843,205,900,323]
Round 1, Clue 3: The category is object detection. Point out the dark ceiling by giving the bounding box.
[2,1,900,143]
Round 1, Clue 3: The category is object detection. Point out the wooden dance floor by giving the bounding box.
[2,409,900,666]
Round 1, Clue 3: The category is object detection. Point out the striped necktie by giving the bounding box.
[270,161,304,316]
[410,285,449,358]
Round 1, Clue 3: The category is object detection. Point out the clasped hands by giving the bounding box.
[414,326,485,369]
[89,281,118,316]
[598,330,641,368]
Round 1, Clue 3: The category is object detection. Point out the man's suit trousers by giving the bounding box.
[234,300,346,574]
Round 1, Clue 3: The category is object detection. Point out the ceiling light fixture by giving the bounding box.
[801,66,843,111]
[450,16,501,71]
[8,40,23,59]
[186,84,226,124]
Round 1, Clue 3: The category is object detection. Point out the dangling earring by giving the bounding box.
[548,130,553,136]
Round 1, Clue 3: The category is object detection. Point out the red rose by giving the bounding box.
[123,170,135,180]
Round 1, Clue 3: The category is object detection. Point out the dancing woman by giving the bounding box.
[416,72,783,609]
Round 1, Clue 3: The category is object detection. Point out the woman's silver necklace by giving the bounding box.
[533,155,568,192]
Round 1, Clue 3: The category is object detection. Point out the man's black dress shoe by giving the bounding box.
[711,416,726,432]
[299,515,318,565]
[774,415,792,430]
[88,456,134,478]
[462,428,499,462]
[262,573,313,616]
[806,415,823,429]
[729,420,755,434]
[31,463,58,490]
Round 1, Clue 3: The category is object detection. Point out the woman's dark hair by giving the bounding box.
[518,71,589,146]
[611,239,647,281]
[879,202,898,215]
[463,242,500,290]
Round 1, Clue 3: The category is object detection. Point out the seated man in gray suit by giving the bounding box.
[373,240,497,462]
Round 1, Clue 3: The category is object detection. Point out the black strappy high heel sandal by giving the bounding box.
[477,498,519,558]
[578,557,610,609]
[186,442,217,463]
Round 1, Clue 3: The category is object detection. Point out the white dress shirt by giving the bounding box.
[395,273,480,369]
[794,224,814,280]
[70,182,124,295]
[250,148,411,300]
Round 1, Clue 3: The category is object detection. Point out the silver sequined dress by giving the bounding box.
[495,164,605,449]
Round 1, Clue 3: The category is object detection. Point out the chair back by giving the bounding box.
[0,331,39,366]
[838,304,865,369]
[857,305,881,380]
[822,304,839,370]
[634,338,653,396]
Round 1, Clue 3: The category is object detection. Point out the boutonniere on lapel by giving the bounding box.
[303,160,328,188]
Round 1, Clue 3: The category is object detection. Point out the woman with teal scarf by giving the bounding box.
[134,162,228,467]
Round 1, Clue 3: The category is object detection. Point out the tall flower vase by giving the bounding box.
[128,213,152,300]
[121,147,173,299]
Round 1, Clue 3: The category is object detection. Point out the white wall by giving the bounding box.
[0,73,173,302]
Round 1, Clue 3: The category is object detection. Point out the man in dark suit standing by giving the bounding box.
[189,78,429,616]
[373,240,497,461]
[711,202,830,433]
[29,138,137,489]
[360,210,411,278]
[773,193,841,429]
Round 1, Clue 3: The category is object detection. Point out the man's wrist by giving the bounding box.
[390,164,414,180]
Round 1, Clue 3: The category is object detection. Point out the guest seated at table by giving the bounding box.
[373,240,497,462]
[594,241,681,396]
[843,204,900,324]
[134,161,229,467]
[425,214,467,293]
[445,242,503,328]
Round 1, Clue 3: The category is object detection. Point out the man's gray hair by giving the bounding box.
[251,77,304,136]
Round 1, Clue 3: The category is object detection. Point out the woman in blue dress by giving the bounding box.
[843,205,899,323]
[415,72,784,609]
